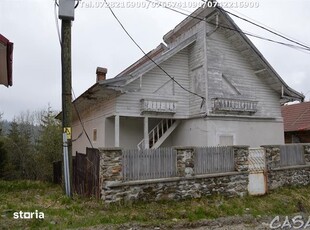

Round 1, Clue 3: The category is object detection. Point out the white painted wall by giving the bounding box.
[119,117,144,149]
[171,117,284,147]
[72,98,116,154]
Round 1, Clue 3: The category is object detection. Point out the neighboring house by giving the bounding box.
[0,34,13,87]
[70,6,303,153]
[281,102,310,143]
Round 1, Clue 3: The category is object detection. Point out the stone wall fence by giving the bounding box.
[98,146,249,204]
[263,144,310,190]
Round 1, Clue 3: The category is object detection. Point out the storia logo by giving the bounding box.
[13,210,44,219]
[270,215,310,229]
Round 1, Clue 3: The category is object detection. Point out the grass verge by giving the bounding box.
[1,180,310,229]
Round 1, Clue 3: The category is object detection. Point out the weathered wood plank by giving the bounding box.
[194,146,234,175]
[122,148,177,181]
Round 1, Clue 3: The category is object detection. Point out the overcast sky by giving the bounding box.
[1,0,309,121]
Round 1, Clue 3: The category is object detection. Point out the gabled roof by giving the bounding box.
[69,5,304,117]
[163,6,304,102]
[281,102,310,132]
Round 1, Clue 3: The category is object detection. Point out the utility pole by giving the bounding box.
[59,0,76,197]
[61,19,72,197]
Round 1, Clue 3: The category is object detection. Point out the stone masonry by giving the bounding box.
[98,146,249,204]
[263,144,310,190]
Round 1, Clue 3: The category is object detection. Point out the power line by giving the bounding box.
[54,1,93,148]
[103,0,206,103]
[54,0,62,45]
[72,88,94,148]
[224,6,310,49]
[217,7,310,50]
[144,0,310,52]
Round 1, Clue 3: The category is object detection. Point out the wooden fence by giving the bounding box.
[194,146,235,174]
[74,148,100,198]
[122,148,177,181]
[279,144,305,167]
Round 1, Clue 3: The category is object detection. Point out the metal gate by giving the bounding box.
[248,148,267,195]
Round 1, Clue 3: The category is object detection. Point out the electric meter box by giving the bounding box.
[59,0,75,21]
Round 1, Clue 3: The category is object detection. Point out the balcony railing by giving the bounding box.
[212,97,258,114]
[141,99,177,114]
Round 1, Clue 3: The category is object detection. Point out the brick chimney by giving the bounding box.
[96,67,107,82]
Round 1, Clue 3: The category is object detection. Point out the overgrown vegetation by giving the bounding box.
[1,180,310,229]
[0,107,62,181]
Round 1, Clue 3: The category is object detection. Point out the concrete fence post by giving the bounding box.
[175,147,195,177]
[98,148,123,201]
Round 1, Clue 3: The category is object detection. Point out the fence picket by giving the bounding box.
[122,148,177,181]
[280,145,305,167]
[194,146,234,175]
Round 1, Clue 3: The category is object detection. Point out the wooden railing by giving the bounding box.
[140,99,177,114]
[212,97,258,114]
[137,119,175,150]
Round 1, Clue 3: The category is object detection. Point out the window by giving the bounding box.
[219,135,234,146]
[93,129,97,142]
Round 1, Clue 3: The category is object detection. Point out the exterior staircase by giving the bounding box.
[137,119,180,150]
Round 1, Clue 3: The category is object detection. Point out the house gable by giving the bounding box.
[206,22,282,118]
[115,47,191,118]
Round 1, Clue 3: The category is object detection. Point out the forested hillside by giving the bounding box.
[0,107,62,181]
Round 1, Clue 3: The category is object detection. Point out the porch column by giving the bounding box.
[115,115,120,147]
[144,116,149,149]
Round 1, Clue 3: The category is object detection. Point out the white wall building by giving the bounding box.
[68,6,304,154]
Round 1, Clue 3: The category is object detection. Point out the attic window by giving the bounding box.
[93,129,97,142]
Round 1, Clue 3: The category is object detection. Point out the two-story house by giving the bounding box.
[70,6,303,153]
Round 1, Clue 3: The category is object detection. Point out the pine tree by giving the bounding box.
[36,107,62,181]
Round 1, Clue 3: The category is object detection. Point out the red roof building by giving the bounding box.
[281,102,310,143]
[0,34,13,87]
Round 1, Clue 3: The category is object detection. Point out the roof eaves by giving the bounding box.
[219,8,304,101]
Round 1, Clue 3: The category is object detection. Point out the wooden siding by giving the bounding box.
[206,25,282,118]
[116,49,190,118]
[188,21,207,116]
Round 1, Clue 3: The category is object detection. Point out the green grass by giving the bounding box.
[1,180,310,229]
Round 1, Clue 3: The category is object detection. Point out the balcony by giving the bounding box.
[212,97,258,114]
[140,99,177,114]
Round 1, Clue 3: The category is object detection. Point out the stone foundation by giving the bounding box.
[104,172,248,203]
[267,165,310,190]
